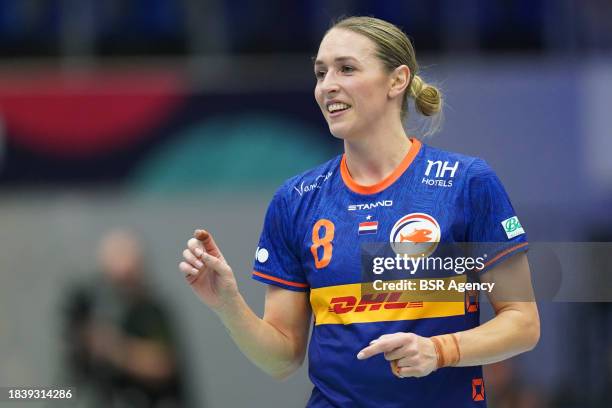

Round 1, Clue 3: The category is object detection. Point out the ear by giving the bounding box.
[388,65,411,99]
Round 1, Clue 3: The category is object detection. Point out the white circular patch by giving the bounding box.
[256,247,269,263]
[389,213,441,257]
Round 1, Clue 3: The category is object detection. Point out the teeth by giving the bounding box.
[328,103,351,113]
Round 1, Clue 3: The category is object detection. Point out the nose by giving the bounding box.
[319,71,339,95]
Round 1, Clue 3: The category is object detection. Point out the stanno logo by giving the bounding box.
[294,171,333,196]
[422,160,458,188]
[328,292,423,314]
[348,200,393,211]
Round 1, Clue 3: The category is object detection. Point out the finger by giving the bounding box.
[370,332,413,346]
[183,249,204,269]
[390,360,402,378]
[357,335,406,360]
[370,334,390,344]
[187,238,205,258]
[397,366,427,378]
[194,229,223,258]
[179,261,198,276]
[200,252,231,277]
[384,347,406,361]
[384,343,418,361]
[394,355,419,368]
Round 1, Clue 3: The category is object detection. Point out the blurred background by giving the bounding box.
[0,0,611,407]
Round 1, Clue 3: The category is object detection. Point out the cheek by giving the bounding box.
[314,86,324,108]
[361,80,387,109]
[354,83,387,113]
[314,81,326,98]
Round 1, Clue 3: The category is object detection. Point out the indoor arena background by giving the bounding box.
[1,1,611,407]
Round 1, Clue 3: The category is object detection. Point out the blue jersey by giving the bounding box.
[252,139,527,408]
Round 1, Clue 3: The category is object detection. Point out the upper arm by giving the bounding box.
[262,284,312,360]
[480,253,540,340]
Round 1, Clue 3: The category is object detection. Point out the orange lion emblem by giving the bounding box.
[399,228,432,243]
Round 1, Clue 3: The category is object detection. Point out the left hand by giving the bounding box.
[356,332,438,378]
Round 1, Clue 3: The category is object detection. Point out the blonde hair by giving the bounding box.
[330,16,442,132]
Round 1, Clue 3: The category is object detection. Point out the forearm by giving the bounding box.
[217,294,305,379]
[454,304,540,367]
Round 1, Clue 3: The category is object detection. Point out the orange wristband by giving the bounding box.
[430,333,461,368]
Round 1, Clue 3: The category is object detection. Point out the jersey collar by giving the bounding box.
[340,138,422,195]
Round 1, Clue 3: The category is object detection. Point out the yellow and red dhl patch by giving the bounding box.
[310,276,467,326]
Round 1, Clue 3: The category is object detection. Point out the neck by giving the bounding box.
[343,120,411,186]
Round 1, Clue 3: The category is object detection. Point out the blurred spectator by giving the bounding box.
[62,229,188,408]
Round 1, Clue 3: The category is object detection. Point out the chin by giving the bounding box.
[327,122,352,140]
[329,129,346,140]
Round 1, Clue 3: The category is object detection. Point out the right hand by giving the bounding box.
[179,229,239,311]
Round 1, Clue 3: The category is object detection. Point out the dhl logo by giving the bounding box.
[327,292,423,314]
[311,282,465,326]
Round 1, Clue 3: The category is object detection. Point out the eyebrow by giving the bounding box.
[313,56,359,67]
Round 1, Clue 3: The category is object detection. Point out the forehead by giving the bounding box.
[315,28,378,65]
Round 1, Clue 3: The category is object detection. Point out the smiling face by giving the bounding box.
[314,28,398,140]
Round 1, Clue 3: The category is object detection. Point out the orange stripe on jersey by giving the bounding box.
[478,242,529,271]
[340,138,421,195]
[252,271,309,288]
[310,277,465,326]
